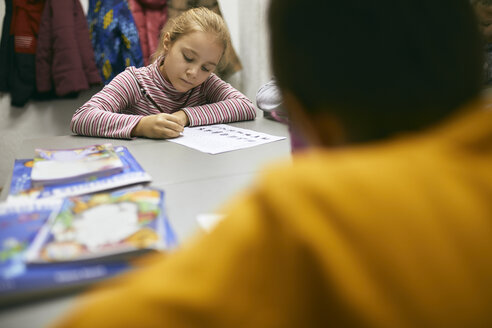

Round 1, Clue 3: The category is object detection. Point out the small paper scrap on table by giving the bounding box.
[196,213,225,232]
[168,124,286,154]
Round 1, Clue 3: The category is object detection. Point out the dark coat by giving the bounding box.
[0,0,45,107]
[36,0,101,96]
[0,0,14,94]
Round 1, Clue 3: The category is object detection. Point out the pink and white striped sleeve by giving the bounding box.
[182,74,257,127]
[70,70,144,139]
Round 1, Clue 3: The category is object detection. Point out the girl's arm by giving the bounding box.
[70,70,144,139]
[181,74,257,127]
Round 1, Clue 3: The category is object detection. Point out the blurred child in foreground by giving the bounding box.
[54,0,492,326]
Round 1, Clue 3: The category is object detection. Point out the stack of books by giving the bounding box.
[0,144,177,306]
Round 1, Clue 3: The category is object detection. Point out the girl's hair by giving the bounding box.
[151,7,231,70]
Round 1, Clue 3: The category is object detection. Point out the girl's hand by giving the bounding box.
[132,113,186,139]
[172,110,190,127]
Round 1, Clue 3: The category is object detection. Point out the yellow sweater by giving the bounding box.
[54,98,492,327]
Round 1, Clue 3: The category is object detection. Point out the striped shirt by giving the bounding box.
[71,60,257,139]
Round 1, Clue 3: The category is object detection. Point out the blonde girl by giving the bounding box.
[71,7,256,139]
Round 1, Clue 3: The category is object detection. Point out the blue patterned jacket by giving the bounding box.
[87,0,144,84]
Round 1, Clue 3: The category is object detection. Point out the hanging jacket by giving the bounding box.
[36,0,102,97]
[0,0,45,107]
[0,0,14,93]
[87,0,144,84]
[128,0,167,66]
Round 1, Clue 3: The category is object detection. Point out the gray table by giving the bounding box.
[0,118,291,328]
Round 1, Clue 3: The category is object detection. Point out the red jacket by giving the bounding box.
[36,0,101,96]
[1,0,45,106]
[11,0,44,54]
[128,0,168,65]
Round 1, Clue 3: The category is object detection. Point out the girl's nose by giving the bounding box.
[186,65,198,78]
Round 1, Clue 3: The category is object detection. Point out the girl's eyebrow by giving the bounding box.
[183,47,218,66]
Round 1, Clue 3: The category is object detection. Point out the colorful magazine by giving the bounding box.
[0,199,129,305]
[0,258,132,306]
[7,146,152,201]
[0,199,62,279]
[0,187,178,306]
[25,187,177,265]
[31,143,124,187]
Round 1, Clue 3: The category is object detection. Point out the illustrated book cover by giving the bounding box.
[0,198,130,305]
[25,187,177,265]
[30,143,124,187]
[7,146,152,201]
[0,187,177,306]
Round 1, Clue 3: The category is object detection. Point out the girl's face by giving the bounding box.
[160,31,224,92]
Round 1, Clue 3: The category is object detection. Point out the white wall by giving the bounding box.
[220,0,272,100]
[0,0,272,187]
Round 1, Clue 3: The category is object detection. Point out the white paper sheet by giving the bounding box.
[196,213,225,232]
[168,124,286,154]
